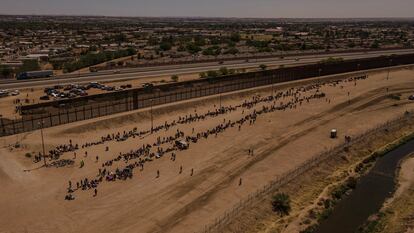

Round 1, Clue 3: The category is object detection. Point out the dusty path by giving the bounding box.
[0,67,413,233]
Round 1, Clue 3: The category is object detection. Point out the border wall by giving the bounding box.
[1,53,413,137]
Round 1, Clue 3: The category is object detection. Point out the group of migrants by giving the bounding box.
[30,75,368,200]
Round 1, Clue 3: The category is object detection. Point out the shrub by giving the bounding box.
[206,70,219,78]
[219,67,229,76]
[272,193,291,216]
[346,177,357,189]
[171,75,179,82]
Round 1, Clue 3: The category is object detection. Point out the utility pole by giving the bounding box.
[387,59,392,80]
[150,99,154,133]
[38,121,46,166]
[219,83,222,108]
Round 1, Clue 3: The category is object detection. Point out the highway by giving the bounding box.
[1,48,413,90]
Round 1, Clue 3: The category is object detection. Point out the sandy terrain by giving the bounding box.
[394,154,414,201]
[0,67,414,233]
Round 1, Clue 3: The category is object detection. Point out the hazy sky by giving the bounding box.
[1,0,414,18]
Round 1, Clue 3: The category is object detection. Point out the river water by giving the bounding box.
[314,139,414,233]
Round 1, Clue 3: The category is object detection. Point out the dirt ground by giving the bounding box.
[220,112,414,233]
[0,67,414,233]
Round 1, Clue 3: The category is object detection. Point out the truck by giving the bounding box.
[17,70,53,80]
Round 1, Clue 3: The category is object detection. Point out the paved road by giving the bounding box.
[1,49,413,90]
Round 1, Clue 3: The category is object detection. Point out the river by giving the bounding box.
[314,139,414,233]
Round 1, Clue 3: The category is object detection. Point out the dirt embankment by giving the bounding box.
[0,68,413,233]
[219,116,414,233]
[355,154,414,233]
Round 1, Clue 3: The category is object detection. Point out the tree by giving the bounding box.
[370,40,380,49]
[319,57,344,65]
[18,60,40,73]
[0,65,13,78]
[186,42,202,54]
[203,46,221,56]
[194,36,206,46]
[171,74,179,82]
[206,70,219,78]
[259,64,267,70]
[272,193,291,216]
[199,72,206,79]
[223,47,239,55]
[159,42,172,51]
[219,67,229,76]
[230,33,241,42]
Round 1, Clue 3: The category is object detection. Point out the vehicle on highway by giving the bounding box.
[120,84,132,89]
[142,83,154,89]
[17,70,53,80]
[40,95,50,100]
[409,95,414,100]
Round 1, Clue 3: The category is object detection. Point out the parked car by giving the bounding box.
[10,90,20,96]
[0,90,9,98]
[79,92,88,96]
[104,86,115,91]
[175,140,189,150]
[409,95,414,100]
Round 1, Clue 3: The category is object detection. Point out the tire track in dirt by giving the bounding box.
[145,86,412,233]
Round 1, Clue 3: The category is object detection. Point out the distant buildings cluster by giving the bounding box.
[0,15,413,78]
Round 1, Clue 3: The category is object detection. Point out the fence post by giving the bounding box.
[0,117,5,136]
[12,119,16,135]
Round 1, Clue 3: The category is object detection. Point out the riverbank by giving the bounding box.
[219,114,414,233]
[313,131,414,233]
[356,153,414,233]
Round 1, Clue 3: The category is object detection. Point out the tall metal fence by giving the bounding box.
[1,53,414,137]
[197,111,414,233]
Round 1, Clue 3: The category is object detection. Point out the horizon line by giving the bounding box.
[1,13,414,20]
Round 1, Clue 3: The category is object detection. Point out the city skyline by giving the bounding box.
[1,0,414,18]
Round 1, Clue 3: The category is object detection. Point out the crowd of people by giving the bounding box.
[29,75,369,200]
